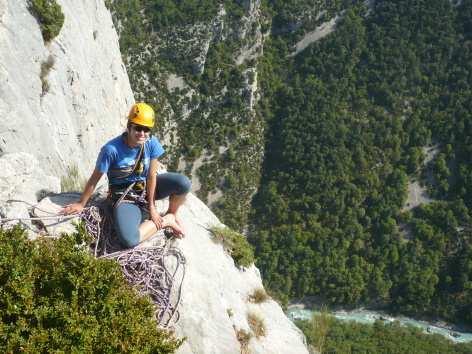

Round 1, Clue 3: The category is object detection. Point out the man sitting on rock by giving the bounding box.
[63,102,191,247]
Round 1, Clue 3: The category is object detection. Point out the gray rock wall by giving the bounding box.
[0,0,133,179]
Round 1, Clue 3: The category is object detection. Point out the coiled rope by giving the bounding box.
[101,246,186,327]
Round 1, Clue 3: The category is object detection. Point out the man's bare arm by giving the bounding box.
[63,168,103,214]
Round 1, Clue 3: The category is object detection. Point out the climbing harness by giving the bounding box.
[109,181,148,209]
[107,140,148,209]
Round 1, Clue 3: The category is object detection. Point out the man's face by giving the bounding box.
[128,124,150,145]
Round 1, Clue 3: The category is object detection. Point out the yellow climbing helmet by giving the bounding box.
[128,102,155,128]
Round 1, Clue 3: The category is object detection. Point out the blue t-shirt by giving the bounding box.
[96,133,165,185]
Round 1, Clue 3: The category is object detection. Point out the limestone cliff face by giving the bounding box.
[0,1,309,353]
[0,0,133,178]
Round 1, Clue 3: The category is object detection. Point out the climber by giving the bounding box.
[62,102,191,247]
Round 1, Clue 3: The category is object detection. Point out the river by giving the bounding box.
[287,307,472,344]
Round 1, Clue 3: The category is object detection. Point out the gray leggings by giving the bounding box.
[113,172,191,248]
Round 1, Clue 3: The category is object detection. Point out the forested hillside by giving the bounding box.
[108,0,472,327]
[250,0,472,325]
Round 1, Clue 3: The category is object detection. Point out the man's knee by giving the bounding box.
[156,172,191,199]
[114,218,140,248]
[176,174,191,195]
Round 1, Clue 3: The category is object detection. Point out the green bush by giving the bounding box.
[29,0,65,42]
[210,226,254,268]
[0,226,182,353]
[297,309,334,354]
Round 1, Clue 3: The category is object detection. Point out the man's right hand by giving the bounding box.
[149,208,163,230]
[62,202,84,215]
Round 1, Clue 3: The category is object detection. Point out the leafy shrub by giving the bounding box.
[209,226,254,268]
[247,312,266,338]
[28,0,65,42]
[0,226,182,353]
[247,288,270,304]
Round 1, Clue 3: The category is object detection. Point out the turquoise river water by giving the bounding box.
[287,307,472,344]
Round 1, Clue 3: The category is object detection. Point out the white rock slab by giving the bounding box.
[0,152,60,236]
[0,0,134,179]
[33,193,81,236]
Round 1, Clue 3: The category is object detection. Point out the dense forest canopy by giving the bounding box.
[250,0,472,326]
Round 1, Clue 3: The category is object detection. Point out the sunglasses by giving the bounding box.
[132,124,151,133]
